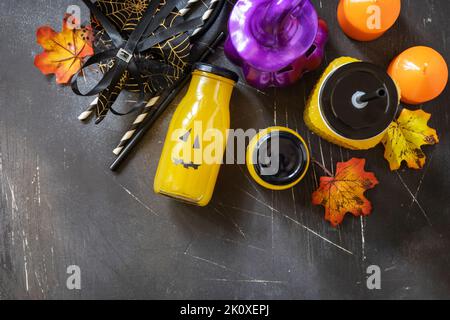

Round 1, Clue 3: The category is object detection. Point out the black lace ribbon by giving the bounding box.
[71,0,204,116]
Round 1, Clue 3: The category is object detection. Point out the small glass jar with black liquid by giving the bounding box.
[246,127,310,191]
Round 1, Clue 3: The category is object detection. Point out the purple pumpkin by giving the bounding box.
[225,0,328,89]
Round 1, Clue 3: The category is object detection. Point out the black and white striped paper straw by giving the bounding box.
[179,0,200,16]
[192,0,220,36]
[78,97,98,121]
[112,96,160,155]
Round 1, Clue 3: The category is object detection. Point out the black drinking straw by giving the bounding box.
[358,87,387,103]
[110,32,226,172]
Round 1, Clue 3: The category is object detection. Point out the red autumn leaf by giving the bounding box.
[34,14,94,84]
[312,158,379,227]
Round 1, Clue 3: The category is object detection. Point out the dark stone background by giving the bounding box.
[0,0,449,299]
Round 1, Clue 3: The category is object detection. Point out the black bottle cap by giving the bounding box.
[319,62,399,140]
[253,130,309,186]
[193,63,239,82]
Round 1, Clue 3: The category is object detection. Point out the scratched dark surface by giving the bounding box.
[0,0,449,300]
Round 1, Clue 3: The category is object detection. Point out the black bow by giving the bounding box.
[71,0,205,117]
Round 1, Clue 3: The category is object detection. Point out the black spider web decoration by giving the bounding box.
[82,0,219,123]
[89,0,194,122]
[92,0,190,92]
[96,0,151,34]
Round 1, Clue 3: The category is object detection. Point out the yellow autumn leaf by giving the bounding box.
[382,109,439,171]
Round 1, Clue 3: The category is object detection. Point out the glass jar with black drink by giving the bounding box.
[304,57,400,150]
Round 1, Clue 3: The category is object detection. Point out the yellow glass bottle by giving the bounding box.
[154,63,238,206]
[304,57,400,150]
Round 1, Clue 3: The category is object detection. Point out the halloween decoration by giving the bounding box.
[312,158,379,227]
[34,15,94,84]
[388,46,448,105]
[72,0,226,124]
[32,0,446,232]
[337,0,401,42]
[246,127,310,191]
[382,109,439,171]
[110,0,227,155]
[154,63,238,206]
[110,31,227,171]
[304,57,400,150]
[224,0,328,89]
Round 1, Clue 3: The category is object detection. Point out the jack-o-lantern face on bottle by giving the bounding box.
[170,121,226,169]
[172,128,202,170]
[156,119,228,206]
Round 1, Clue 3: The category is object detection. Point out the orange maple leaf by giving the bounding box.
[312,158,379,227]
[34,15,94,84]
